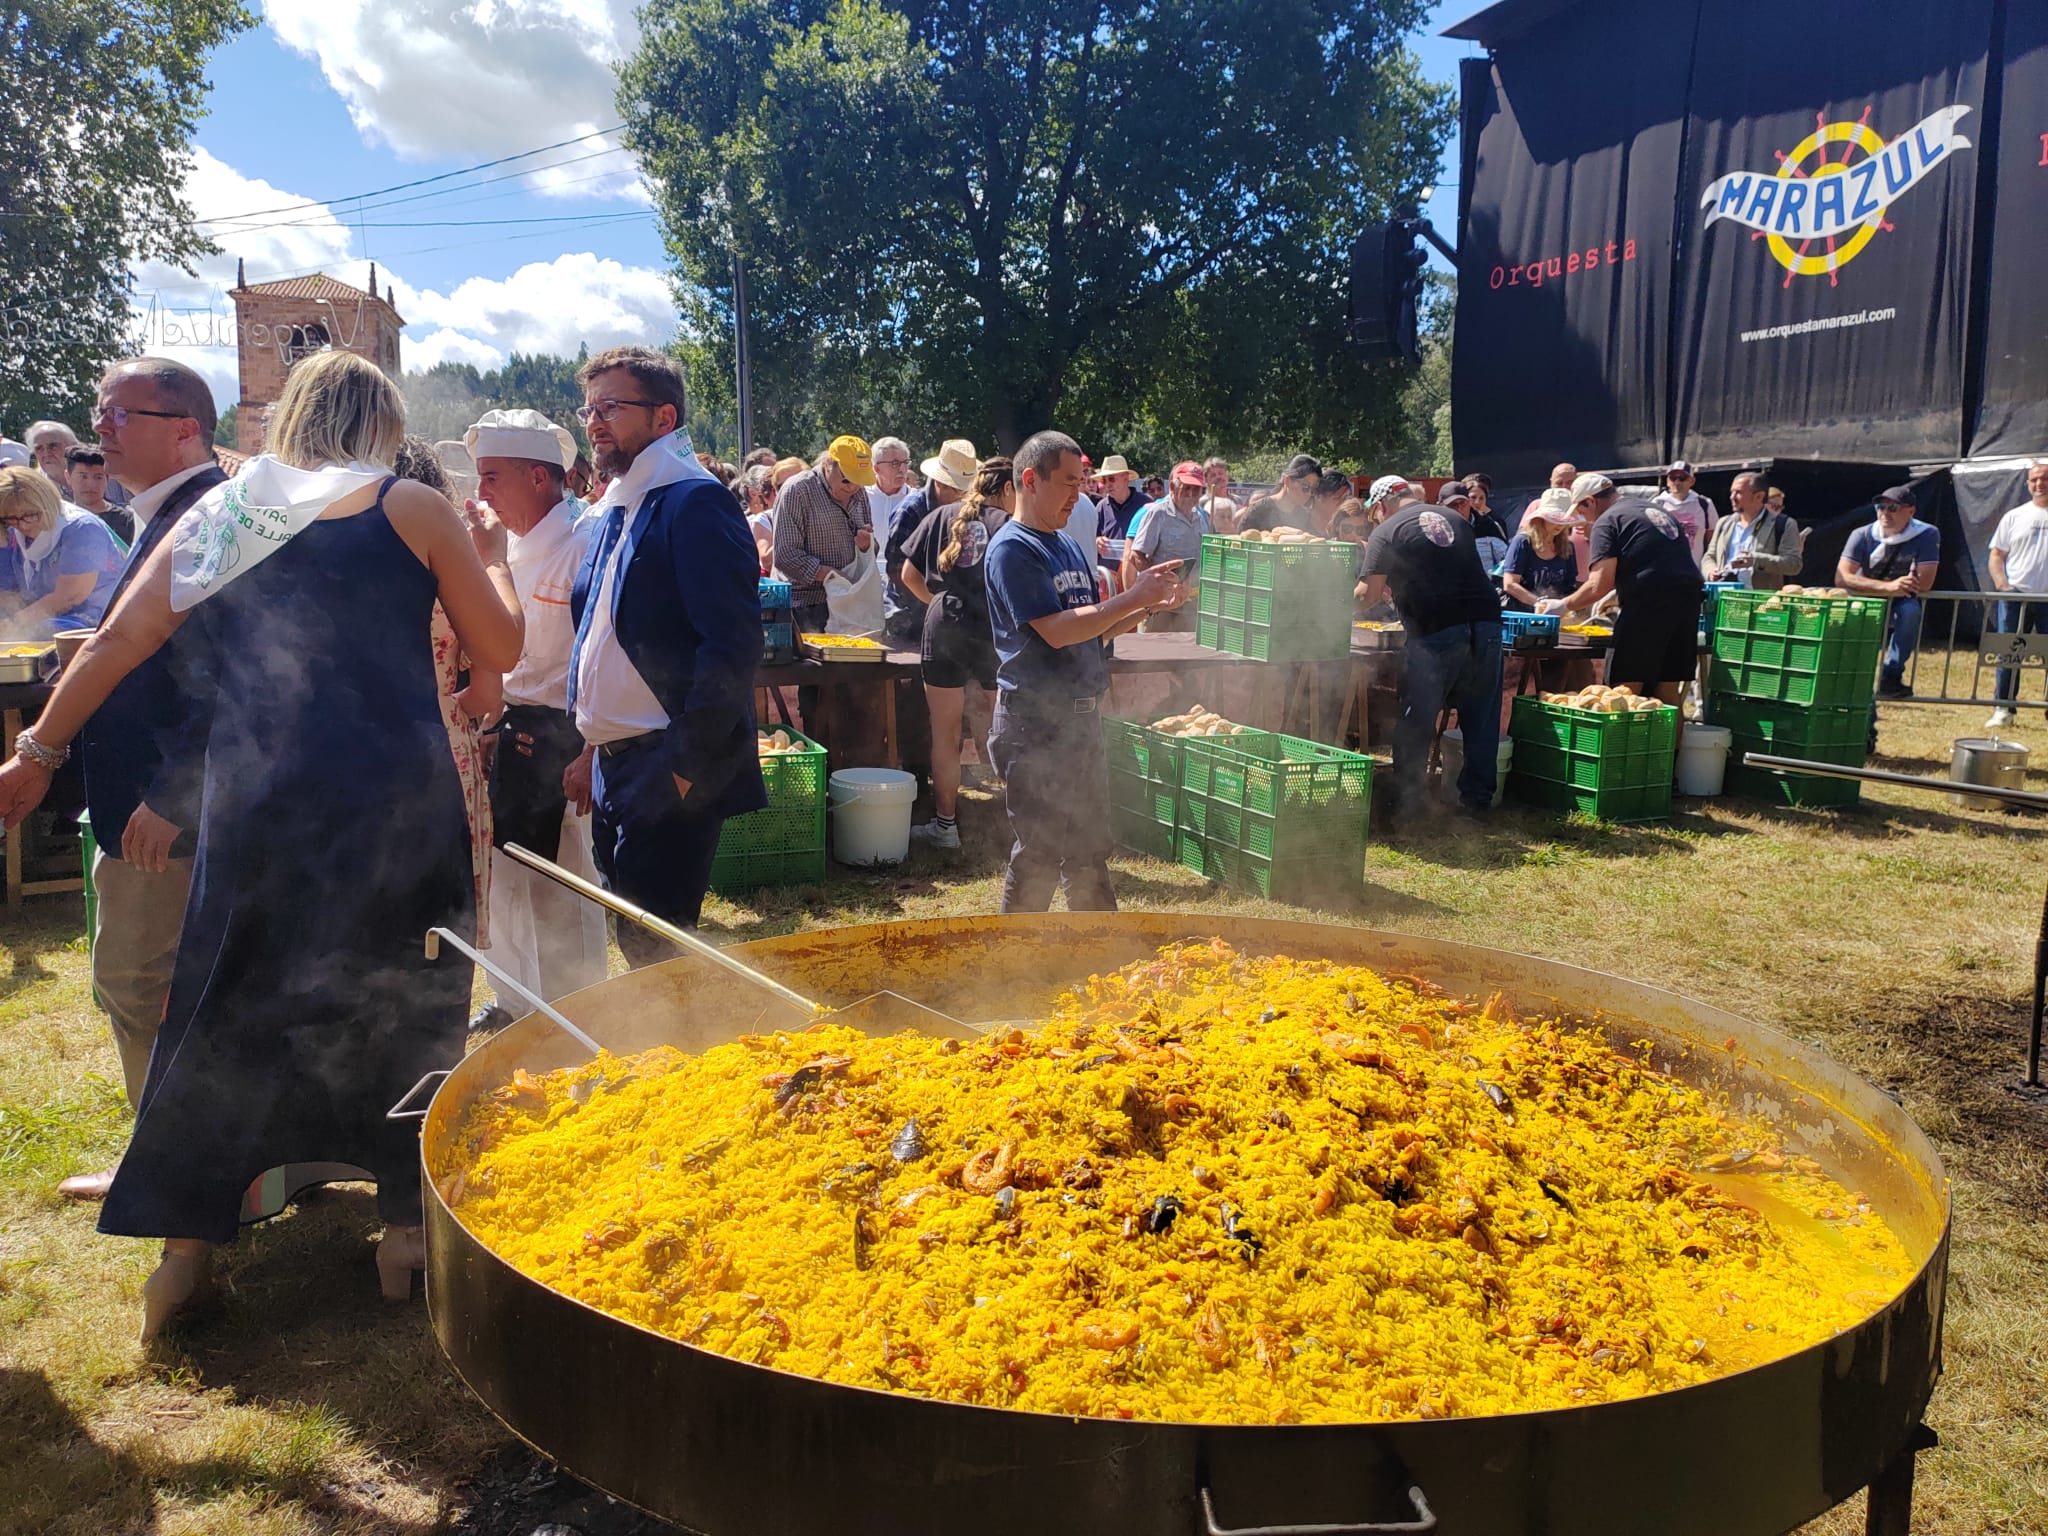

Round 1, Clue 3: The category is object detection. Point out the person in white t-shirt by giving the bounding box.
[1986,461,2048,727]
[1650,460,1717,567]
[867,436,917,529]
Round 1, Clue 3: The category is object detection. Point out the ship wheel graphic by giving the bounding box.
[1755,106,1896,287]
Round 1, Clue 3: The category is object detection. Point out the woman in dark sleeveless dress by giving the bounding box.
[0,352,524,1339]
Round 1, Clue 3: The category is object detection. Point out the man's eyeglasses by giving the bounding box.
[875,458,911,469]
[91,405,187,429]
[576,399,658,425]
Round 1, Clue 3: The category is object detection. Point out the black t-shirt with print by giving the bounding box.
[1361,504,1502,636]
[1588,500,1706,598]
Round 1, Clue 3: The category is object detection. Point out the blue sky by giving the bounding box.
[137,2,1487,407]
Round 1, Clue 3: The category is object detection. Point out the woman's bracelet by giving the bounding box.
[13,729,69,770]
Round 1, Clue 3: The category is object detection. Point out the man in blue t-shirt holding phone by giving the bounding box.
[984,430,1189,913]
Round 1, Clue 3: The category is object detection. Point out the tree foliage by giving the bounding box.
[0,0,253,433]
[398,348,741,461]
[622,0,1452,458]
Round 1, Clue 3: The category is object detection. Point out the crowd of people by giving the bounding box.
[6,348,2048,1345]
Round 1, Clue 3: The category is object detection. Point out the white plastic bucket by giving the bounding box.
[1439,729,1514,808]
[829,768,917,866]
[1676,724,1731,797]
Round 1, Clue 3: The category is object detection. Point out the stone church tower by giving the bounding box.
[229,261,404,453]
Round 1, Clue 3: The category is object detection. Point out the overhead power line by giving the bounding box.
[191,123,629,224]
[201,145,636,230]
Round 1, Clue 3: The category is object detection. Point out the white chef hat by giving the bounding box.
[462,408,577,471]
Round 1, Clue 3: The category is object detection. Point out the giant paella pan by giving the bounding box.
[410,915,1948,1536]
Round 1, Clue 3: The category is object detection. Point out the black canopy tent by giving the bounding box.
[1444,0,2047,587]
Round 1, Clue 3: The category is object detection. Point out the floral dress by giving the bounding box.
[431,601,492,944]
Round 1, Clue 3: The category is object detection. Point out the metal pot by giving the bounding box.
[413,915,1949,1536]
[1949,736,2029,811]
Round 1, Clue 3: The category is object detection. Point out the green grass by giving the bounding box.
[1,696,2045,1533]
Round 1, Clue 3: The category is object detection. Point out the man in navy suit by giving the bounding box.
[60,358,226,1201]
[565,347,766,967]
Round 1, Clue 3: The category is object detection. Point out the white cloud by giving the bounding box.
[404,328,510,372]
[400,253,677,361]
[264,0,641,187]
[126,151,674,408]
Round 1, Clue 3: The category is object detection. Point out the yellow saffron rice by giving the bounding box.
[440,942,1916,1424]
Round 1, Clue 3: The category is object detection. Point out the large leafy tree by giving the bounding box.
[622,0,1451,455]
[0,0,253,433]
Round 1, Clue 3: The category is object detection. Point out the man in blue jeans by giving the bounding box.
[1984,463,2048,728]
[1838,485,1939,699]
[1359,496,1505,815]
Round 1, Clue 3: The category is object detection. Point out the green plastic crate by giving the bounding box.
[1715,588,1889,644]
[1235,615,1351,664]
[1509,770,1672,823]
[1723,760,1863,807]
[1106,719,1184,825]
[1110,802,1178,862]
[1200,540,1227,583]
[1509,694,1679,758]
[1509,735,1669,791]
[1706,695,1872,755]
[712,729,827,884]
[1198,582,1225,617]
[1232,849,1364,903]
[1239,539,1360,593]
[1710,590,1884,709]
[1183,733,1372,862]
[1709,656,1876,710]
[709,843,828,893]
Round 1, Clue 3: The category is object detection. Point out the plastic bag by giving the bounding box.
[822,548,884,637]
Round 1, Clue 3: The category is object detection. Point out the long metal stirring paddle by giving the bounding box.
[424,924,604,1056]
[502,843,980,1039]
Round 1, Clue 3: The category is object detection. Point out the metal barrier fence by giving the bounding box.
[1891,591,2048,711]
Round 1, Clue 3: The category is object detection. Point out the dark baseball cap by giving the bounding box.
[1436,480,1472,503]
[1876,484,1917,507]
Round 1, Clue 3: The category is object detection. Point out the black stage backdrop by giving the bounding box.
[1969,2,2048,457]
[1669,0,1992,467]
[1451,0,1698,486]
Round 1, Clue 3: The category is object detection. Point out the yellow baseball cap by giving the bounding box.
[826,435,876,488]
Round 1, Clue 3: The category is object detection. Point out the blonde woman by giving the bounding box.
[899,457,1013,850]
[0,464,124,637]
[0,351,523,1339]
[1500,492,1581,612]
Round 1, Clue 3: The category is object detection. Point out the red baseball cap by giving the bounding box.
[1169,460,1205,489]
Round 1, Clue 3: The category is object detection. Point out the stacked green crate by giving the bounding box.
[1709,590,1882,807]
[1178,731,1372,900]
[1508,695,1677,822]
[710,730,828,891]
[1106,719,1183,862]
[1708,589,1886,707]
[1196,535,1355,662]
[1710,695,1870,808]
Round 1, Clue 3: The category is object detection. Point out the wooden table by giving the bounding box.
[0,678,84,910]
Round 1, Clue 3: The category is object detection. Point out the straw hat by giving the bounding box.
[1097,453,1134,478]
[1523,488,1578,526]
[921,438,978,492]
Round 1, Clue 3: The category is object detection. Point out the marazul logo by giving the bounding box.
[1701,105,1972,287]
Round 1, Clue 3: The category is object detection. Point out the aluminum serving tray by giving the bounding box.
[800,636,888,663]
[0,647,56,683]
